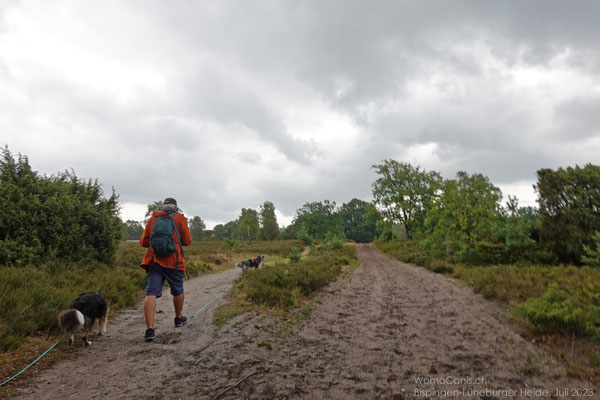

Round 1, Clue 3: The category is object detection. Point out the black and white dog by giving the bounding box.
[58,292,108,346]
[236,255,265,271]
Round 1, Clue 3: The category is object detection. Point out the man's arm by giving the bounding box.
[140,218,154,248]
[177,215,192,246]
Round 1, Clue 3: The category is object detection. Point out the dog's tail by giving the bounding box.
[58,309,84,333]
[235,262,243,268]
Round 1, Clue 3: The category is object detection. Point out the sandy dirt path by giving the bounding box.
[14,267,242,400]
[15,244,593,399]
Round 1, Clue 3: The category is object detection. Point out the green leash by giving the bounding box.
[191,292,225,319]
[0,327,75,386]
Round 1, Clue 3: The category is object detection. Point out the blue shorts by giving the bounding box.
[145,263,184,298]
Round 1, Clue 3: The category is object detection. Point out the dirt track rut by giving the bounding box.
[15,244,592,399]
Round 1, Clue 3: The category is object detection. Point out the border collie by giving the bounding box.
[236,255,265,271]
[58,292,108,346]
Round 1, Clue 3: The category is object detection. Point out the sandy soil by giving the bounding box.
[14,244,594,399]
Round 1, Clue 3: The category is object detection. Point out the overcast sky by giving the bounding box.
[2,1,599,228]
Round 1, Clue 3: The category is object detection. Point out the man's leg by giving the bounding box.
[143,265,165,341]
[168,268,185,319]
[144,295,157,329]
[173,293,184,318]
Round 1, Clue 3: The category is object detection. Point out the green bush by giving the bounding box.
[582,231,600,267]
[288,247,301,263]
[186,259,213,275]
[322,232,344,250]
[0,147,122,265]
[516,283,588,336]
[536,164,600,264]
[296,226,313,246]
[328,237,344,250]
[224,238,239,248]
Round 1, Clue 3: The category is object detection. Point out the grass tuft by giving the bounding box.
[213,244,358,329]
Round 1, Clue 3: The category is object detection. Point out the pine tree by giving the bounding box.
[260,201,279,240]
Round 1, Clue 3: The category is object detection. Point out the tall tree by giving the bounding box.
[280,223,299,240]
[372,160,442,239]
[203,230,216,241]
[535,164,600,264]
[189,216,206,241]
[293,200,343,239]
[339,199,382,243]
[494,196,539,264]
[144,201,163,222]
[235,208,260,241]
[124,220,144,239]
[213,224,226,240]
[259,201,279,240]
[425,171,503,263]
[214,221,237,240]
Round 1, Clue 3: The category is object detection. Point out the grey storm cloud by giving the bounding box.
[554,97,600,140]
[175,68,318,164]
[145,0,600,108]
[1,0,599,225]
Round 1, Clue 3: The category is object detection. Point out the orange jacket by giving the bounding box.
[140,210,192,270]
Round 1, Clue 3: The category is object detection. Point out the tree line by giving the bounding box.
[121,200,210,242]
[123,197,382,244]
[1,146,599,267]
[372,159,600,266]
[122,200,280,242]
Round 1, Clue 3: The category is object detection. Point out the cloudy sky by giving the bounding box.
[1,1,599,228]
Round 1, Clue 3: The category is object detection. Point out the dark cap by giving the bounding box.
[163,197,177,206]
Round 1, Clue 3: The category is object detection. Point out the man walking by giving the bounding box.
[140,197,192,341]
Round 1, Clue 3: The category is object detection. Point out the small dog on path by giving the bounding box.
[236,255,265,271]
[58,292,108,346]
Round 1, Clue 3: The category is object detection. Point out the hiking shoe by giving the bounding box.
[144,328,155,342]
[174,316,187,327]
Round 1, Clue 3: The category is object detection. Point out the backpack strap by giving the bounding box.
[149,214,161,265]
